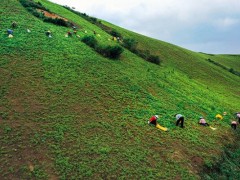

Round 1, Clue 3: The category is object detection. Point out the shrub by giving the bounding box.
[81,36,98,49]
[28,8,41,18]
[123,38,138,51]
[55,18,69,27]
[122,40,161,65]
[89,17,97,23]
[147,55,161,65]
[81,36,123,59]
[37,1,42,6]
[207,59,240,77]
[110,29,122,38]
[229,68,240,76]
[20,0,49,11]
[97,45,123,59]
[137,49,150,59]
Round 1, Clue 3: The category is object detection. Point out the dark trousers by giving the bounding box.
[231,124,237,130]
[200,123,209,126]
[176,117,184,128]
[238,118,240,124]
[150,120,157,126]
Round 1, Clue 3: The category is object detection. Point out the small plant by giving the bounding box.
[31,165,48,179]
[0,112,8,120]
[3,126,12,133]
[99,146,112,154]
[81,36,98,49]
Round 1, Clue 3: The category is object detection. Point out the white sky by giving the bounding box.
[49,0,240,54]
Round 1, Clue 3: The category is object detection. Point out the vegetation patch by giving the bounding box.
[0,0,239,179]
[81,35,124,59]
[201,131,240,179]
[20,0,71,27]
[207,58,240,77]
[63,5,161,65]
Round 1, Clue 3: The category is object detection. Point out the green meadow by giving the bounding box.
[0,0,239,179]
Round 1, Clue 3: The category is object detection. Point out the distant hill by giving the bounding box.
[0,0,239,179]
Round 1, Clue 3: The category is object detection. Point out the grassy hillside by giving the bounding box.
[208,54,240,72]
[0,0,239,179]
[102,21,240,107]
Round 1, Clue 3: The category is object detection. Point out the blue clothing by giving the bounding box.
[7,29,13,35]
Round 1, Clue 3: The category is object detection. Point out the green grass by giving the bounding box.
[0,0,239,179]
[205,54,240,72]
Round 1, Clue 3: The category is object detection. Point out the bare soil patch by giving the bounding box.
[37,9,68,21]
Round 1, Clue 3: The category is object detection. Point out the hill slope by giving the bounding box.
[0,0,239,179]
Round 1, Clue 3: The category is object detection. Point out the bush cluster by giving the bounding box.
[20,0,71,27]
[63,6,161,65]
[81,36,98,49]
[81,36,124,59]
[207,59,240,77]
[122,38,161,65]
[122,38,138,51]
[63,6,98,25]
[20,0,49,11]
[97,45,124,59]
[110,29,122,39]
[229,68,240,76]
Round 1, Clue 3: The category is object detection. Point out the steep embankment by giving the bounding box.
[0,0,239,179]
[102,21,239,107]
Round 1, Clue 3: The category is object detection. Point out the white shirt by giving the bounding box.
[176,114,183,120]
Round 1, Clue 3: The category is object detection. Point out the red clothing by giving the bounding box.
[149,116,157,122]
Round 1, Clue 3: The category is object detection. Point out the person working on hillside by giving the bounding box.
[7,29,13,35]
[175,114,184,128]
[11,21,17,28]
[231,120,237,130]
[199,117,209,126]
[72,26,77,30]
[235,112,240,123]
[67,31,72,37]
[45,30,52,38]
[148,115,159,126]
[7,29,14,38]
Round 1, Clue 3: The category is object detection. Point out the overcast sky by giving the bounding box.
[49,0,240,54]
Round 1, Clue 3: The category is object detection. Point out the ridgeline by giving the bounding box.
[0,0,239,179]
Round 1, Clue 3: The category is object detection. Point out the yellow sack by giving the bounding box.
[215,114,223,120]
[8,34,13,38]
[210,126,217,130]
[156,123,168,132]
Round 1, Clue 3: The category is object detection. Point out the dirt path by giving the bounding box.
[37,9,68,21]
